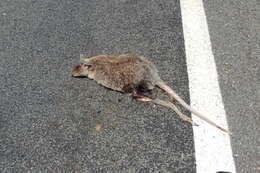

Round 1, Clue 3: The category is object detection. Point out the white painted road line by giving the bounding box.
[180,0,236,173]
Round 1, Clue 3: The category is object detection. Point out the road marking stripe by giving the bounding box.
[180,0,236,172]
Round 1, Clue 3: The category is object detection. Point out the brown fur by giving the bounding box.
[72,54,160,92]
[72,65,84,74]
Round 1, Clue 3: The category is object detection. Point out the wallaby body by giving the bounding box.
[72,54,160,92]
[72,54,231,134]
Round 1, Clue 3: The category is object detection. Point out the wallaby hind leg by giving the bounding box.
[132,93,198,126]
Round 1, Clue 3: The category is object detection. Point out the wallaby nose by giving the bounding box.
[71,65,82,77]
[71,71,77,77]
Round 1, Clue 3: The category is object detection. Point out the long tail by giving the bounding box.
[157,81,232,134]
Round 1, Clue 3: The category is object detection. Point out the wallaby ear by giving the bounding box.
[80,54,88,63]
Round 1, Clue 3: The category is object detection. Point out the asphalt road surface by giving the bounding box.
[1,0,194,172]
[204,1,259,172]
[0,0,258,173]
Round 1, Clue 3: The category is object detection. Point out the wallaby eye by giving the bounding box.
[83,63,92,68]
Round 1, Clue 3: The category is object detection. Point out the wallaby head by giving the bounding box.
[71,54,107,79]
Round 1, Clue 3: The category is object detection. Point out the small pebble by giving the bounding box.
[95,124,102,132]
